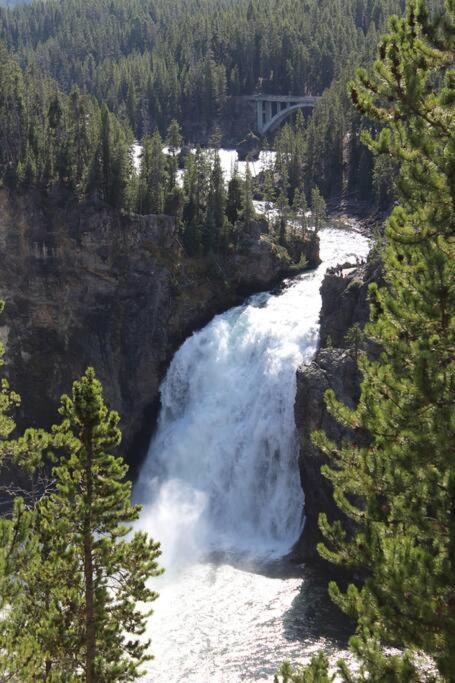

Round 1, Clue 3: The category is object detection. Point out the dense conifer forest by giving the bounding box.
[0,0,406,135]
[0,0,453,680]
[0,0,416,246]
[0,0,411,203]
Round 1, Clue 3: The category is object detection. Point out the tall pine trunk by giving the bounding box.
[83,435,96,682]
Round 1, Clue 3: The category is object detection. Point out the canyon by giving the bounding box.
[0,187,319,475]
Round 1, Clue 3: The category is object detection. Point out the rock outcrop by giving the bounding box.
[0,188,319,473]
[293,256,381,563]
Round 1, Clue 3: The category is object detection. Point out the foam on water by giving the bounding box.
[135,227,370,680]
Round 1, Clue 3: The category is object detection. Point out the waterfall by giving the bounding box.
[135,228,370,570]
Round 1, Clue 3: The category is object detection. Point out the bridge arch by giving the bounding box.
[247,95,320,135]
[262,103,314,134]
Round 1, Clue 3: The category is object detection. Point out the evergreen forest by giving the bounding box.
[0,0,453,681]
[0,0,414,205]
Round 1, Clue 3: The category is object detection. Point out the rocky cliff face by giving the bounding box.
[293,256,381,564]
[0,188,319,473]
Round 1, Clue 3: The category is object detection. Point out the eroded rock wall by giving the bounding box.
[0,188,319,472]
[294,257,381,563]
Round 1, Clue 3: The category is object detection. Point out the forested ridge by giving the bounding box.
[0,35,322,259]
[0,0,406,137]
[0,0,413,216]
[0,40,283,259]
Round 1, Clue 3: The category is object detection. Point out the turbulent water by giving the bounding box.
[135,227,370,682]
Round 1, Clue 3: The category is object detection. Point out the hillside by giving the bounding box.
[1,0,405,138]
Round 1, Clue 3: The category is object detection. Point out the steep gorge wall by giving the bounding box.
[0,188,319,472]
[294,256,382,563]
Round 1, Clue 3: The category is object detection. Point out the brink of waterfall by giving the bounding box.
[136,228,370,568]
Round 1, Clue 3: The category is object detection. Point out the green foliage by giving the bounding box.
[284,0,454,679]
[226,164,243,227]
[344,323,366,362]
[179,149,257,256]
[0,0,413,208]
[166,119,183,152]
[372,154,398,207]
[0,368,163,681]
[275,120,305,204]
[276,191,290,246]
[136,131,167,214]
[166,119,183,192]
[275,655,333,683]
[91,105,133,208]
[292,187,308,233]
[0,0,406,139]
[310,188,327,232]
[240,163,255,229]
[204,149,227,253]
[0,302,19,445]
[0,45,134,207]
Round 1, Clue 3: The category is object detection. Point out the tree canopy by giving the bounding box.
[277,0,455,678]
[0,0,406,137]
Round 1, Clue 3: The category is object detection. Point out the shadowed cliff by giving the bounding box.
[294,254,382,565]
[0,188,319,473]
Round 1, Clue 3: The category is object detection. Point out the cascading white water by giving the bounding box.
[135,284,311,563]
[136,227,370,682]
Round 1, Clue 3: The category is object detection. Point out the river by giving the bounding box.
[134,227,370,682]
[132,144,276,183]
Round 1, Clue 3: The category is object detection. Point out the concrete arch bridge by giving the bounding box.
[247,95,320,135]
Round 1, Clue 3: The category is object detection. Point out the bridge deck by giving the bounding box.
[245,94,318,103]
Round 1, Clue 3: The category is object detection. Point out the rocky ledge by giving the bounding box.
[293,256,382,564]
[0,188,319,473]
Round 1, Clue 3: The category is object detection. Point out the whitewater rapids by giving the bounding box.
[135,227,370,682]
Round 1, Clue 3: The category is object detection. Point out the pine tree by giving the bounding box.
[109,124,132,210]
[288,112,306,202]
[49,368,163,680]
[292,186,308,235]
[226,162,243,227]
[88,105,132,209]
[276,190,289,246]
[68,88,92,194]
[372,155,397,209]
[310,187,326,233]
[0,301,19,445]
[182,152,199,254]
[166,118,183,192]
[182,148,209,255]
[100,105,112,204]
[0,498,48,680]
[262,159,276,228]
[344,322,366,364]
[240,163,255,230]
[137,131,167,214]
[0,303,54,680]
[0,369,163,681]
[166,118,183,153]
[275,127,291,201]
[278,0,455,679]
[204,149,226,253]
